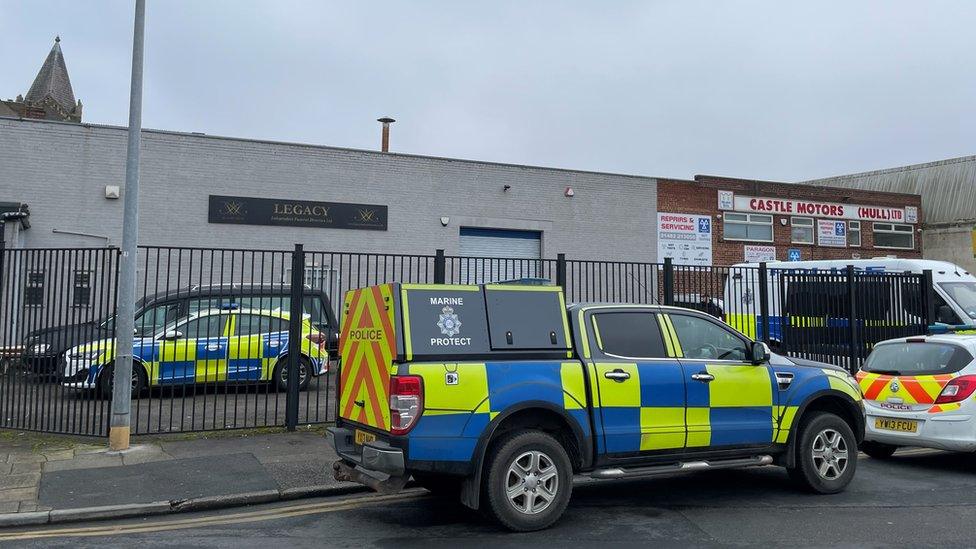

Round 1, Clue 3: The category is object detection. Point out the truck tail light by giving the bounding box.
[934,375,976,404]
[390,375,424,435]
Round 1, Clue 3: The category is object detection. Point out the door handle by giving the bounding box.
[604,370,631,382]
[691,372,715,382]
[206,343,221,352]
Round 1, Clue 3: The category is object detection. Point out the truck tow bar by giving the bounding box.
[333,460,409,495]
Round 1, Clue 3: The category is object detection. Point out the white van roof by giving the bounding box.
[731,258,972,277]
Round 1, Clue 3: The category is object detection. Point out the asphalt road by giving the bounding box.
[0,371,336,435]
[7,448,976,547]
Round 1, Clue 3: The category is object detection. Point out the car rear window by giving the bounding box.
[862,342,973,375]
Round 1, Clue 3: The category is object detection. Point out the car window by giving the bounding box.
[188,298,235,314]
[591,312,667,358]
[187,294,330,330]
[134,303,181,337]
[862,342,973,375]
[176,315,226,339]
[669,314,749,361]
[236,314,289,336]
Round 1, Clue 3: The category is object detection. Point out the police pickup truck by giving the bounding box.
[327,283,864,531]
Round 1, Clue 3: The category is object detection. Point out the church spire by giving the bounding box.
[25,36,77,112]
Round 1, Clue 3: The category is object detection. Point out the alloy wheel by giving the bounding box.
[811,428,848,480]
[505,450,559,515]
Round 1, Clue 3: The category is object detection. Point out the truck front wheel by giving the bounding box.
[787,411,858,494]
[483,430,573,532]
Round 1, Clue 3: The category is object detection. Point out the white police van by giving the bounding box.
[723,258,976,345]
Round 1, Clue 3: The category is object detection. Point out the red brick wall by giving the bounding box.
[657,175,924,266]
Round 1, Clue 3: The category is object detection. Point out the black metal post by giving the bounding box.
[663,258,674,306]
[0,225,5,320]
[433,249,446,284]
[556,253,566,292]
[846,265,857,373]
[758,262,770,345]
[286,243,305,431]
[922,269,935,329]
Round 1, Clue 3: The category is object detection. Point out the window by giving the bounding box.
[175,315,227,339]
[668,314,749,361]
[591,312,667,358]
[24,271,44,307]
[940,282,976,321]
[72,271,92,307]
[862,342,972,376]
[187,295,329,330]
[848,221,861,247]
[236,314,288,336]
[133,303,182,337]
[723,213,773,242]
[873,223,914,249]
[790,217,814,244]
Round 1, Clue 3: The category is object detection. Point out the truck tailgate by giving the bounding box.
[339,284,397,431]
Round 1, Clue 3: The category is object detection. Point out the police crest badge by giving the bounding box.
[437,305,462,337]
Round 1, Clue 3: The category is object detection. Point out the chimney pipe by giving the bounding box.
[377,117,396,152]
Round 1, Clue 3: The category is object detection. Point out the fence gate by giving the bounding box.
[779,269,928,371]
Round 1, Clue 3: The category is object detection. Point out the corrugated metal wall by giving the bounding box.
[804,156,976,226]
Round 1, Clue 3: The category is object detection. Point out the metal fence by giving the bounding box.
[0,245,933,437]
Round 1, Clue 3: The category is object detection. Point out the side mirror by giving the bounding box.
[162,330,183,340]
[750,341,770,365]
[937,305,957,324]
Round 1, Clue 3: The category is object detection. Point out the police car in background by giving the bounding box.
[62,308,328,396]
[857,331,976,457]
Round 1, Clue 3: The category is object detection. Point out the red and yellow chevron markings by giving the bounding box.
[856,371,954,405]
[340,284,397,430]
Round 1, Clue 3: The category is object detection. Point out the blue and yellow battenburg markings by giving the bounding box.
[581,307,860,453]
[402,361,590,462]
[88,312,324,387]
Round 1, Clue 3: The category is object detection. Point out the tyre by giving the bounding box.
[860,441,898,460]
[483,430,573,532]
[787,411,858,494]
[273,356,311,392]
[412,473,462,498]
[97,363,148,399]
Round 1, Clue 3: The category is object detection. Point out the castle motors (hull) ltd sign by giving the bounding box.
[727,195,913,223]
[208,195,388,231]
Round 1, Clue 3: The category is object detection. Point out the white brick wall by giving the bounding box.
[0,117,658,262]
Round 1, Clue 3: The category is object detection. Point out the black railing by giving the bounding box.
[0,245,933,437]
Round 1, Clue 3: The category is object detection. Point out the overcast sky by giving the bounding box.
[2,1,974,181]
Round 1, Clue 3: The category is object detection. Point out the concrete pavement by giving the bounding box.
[0,429,350,523]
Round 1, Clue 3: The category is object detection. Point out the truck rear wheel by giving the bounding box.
[787,411,858,494]
[483,430,572,532]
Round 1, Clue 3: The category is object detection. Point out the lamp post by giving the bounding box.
[109,0,146,451]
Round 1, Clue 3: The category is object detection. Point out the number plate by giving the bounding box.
[875,417,918,433]
[354,429,377,445]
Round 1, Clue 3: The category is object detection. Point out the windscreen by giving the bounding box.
[940,282,976,321]
[862,342,972,376]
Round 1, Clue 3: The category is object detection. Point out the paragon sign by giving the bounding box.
[727,195,909,223]
[208,195,387,231]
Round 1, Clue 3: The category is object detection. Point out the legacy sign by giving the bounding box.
[728,195,911,223]
[208,195,387,231]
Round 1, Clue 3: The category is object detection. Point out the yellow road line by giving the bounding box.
[0,492,425,542]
